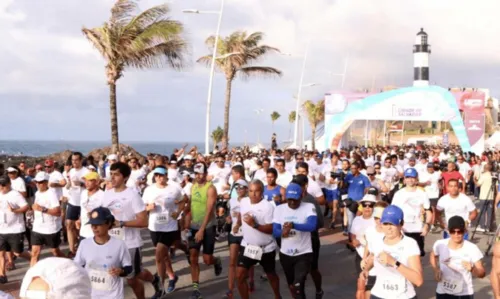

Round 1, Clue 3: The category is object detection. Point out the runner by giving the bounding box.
[187,162,223,299]
[350,194,376,275]
[319,153,341,228]
[224,179,255,298]
[418,162,442,232]
[66,152,90,258]
[101,162,160,299]
[142,167,187,298]
[263,168,285,206]
[30,171,65,266]
[392,168,432,256]
[237,179,281,299]
[430,216,485,299]
[77,172,105,240]
[435,179,477,240]
[365,205,423,299]
[295,162,326,205]
[275,159,293,188]
[0,175,30,284]
[74,207,132,299]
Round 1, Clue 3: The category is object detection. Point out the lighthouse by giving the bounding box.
[413,28,431,87]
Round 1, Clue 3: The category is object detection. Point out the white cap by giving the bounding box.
[87,165,96,170]
[107,154,118,161]
[34,171,50,182]
[233,162,243,166]
[6,167,17,173]
[184,155,193,160]
[235,179,248,187]
[360,194,377,203]
[19,257,91,299]
[193,163,205,174]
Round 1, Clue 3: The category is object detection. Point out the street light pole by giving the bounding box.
[293,41,309,148]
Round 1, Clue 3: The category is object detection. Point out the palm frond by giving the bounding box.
[130,19,184,51]
[125,4,171,31]
[82,27,108,59]
[237,66,282,80]
[110,0,137,26]
[125,39,187,70]
[303,99,325,127]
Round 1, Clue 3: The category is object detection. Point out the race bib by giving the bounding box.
[156,213,170,224]
[441,278,463,294]
[341,194,348,200]
[380,276,406,298]
[244,245,263,261]
[109,228,124,240]
[88,269,113,291]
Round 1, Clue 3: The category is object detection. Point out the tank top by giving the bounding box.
[263,185,282,205]
[190,182,215,229]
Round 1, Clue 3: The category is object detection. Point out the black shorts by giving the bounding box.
[129,247,144,277]
[0,233,24,253]
[150,230,180,247]
[311,232,320,271]
[228,234,243,246]
[66,203,81,221]
[436,293,473,299]
[405,232,425,257]
[31,231,61,249]
[279,252,313,286]
[366,275,376,291]
[238,247,276,274]
[188,226,216,255]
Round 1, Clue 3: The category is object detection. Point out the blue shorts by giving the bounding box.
[322,188,338,202]
[443,231,469,240]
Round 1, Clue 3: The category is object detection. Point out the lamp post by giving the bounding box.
[183,0,224,155]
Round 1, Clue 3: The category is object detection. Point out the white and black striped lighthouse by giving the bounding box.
[413,28,431,87]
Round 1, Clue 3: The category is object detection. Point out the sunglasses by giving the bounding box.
[362,203,374,208]
[367,173,375,176]
[449,229,464,235]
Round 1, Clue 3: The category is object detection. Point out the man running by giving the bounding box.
[101,162,160,299]
[187,162,222,299]
[263,168,285,206]
[77,172,105,240]
[237,179,281,299]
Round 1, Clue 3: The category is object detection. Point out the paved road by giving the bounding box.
[2,202,497,298]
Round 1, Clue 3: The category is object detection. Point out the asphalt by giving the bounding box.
[1,201,497,299]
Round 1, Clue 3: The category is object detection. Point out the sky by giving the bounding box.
[1,0,500,144]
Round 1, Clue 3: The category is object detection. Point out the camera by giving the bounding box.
[331,171,345,181]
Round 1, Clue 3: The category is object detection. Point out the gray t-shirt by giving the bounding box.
[302,193,324,230]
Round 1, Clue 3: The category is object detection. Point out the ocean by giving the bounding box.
[0,140,216,157]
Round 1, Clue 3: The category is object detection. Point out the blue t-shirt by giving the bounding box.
[264,185,282,205]
[344,173,371,201]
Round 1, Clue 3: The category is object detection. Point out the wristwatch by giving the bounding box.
[42,207,48,213]
[119,221,125,228]
[394,261,401,268]
[253,222,259,229]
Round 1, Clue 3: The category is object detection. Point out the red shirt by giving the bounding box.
[441,171,465,194]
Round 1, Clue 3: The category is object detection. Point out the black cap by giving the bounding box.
[86,207,115,225]
[0,176,10,186]
[367,187,379,196]
[292,174,308,188]
[448,216,465,231]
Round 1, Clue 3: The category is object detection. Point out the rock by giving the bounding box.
[87,144,144,160]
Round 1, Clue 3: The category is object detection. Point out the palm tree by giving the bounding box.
[211,126,224,150]
[83,0,187,153]
[270,111,281,130]
[288,111,296,140]
[197,31,282,148]
[303,99,325,151]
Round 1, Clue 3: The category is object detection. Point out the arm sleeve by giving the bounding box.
[73,243,85,267]
[436,198,445,211]
[471,243,484,263]
[264,203,275,224]
[466,198,477,213]
[272,223,282,238]
[309,182,323,198]
[294,215,318,232]
[432,240,440,256]
[49,193,61,208]
[422,192,431,209]
[14,193,27,208]
[131,192,146,214]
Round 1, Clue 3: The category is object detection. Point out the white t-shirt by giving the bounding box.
[457,162,471,180]
[75,237,132,299]
[321,164,340,191]
[33,190,62,235]
[419,171,442,199]
[79,190,105,238]
[102,188,145,249]
[285,160,296,174]
[276,171,293,189]
[380,166,398,187]
[436,193,476,228]
[370,236,420,299]
[240,197,276,253]
[365,225,385,276]
[142,184,181,232]
[307,178,323,199]
[392,187,430,233]
[228,197,243,237]
[48,170,65,201]
[126,168,145,192]
[253,168,267,184]
[10,177,26,194]
[209,167,231,195]
[433,239,483,296]
[273,202,316,256]
[350,216,376,257]
[68,167,90,206]
[0,190,27,234]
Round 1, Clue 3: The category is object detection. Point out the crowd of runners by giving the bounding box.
[2,144,500,298]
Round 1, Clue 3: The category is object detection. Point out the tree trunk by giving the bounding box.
[311,124,316,151]
[109,82,119,154]
[223,78,233,149]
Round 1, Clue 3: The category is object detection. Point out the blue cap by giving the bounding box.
[380,205,404,226]
[427,162,434,168]
[285,183,303,200]
[86,207,115,225]
[404,168,418,178]
[153,167,167,175]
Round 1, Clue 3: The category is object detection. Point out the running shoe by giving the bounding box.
[151,289,166,299]
[214,257,223,276]
[190,289,203,299]
[152,273,162,294]
[166,275,179,294]
[222,290,233,298]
